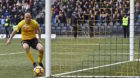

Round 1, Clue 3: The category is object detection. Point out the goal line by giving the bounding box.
[52,59,140,78]
[52,60,131,77]
[53,76,140,78]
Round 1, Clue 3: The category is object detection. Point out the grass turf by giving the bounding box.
[0,37,139,78]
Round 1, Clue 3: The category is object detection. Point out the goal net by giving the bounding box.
[49,0,140,77]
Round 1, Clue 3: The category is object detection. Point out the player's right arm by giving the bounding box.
[6,20,23,45]
[6,30,17,45]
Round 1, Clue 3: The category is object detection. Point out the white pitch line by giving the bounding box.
[52,52,140,55]
[0,42,21,45]
[54,43,129,46]
[54,76,140,78]
[53,60,131,77]
[0,52,24,56]
[35,77,46,78]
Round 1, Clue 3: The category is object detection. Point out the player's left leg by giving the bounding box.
[36,43,44,68]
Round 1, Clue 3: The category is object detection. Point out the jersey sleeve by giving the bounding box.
[33,20,39,29]
[17,20,24,31]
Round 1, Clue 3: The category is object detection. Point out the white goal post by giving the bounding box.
[44,0,135,77]
[45,0,51,77]
[129,0,134,61]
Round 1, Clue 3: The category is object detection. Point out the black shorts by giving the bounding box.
[21,38,38,49]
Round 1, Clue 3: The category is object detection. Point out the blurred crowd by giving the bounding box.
[0,0,45,26]
[0,0,140,35]
[51,0,140,25]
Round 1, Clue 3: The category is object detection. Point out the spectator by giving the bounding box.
[4,16,11,38]
[58,11,67,25]
[83,21,88,37]
[89,15,94,38]
[11,4,17,16]
[4,10,10,18]
[36,15,44,27]
[66,8,72,25]
[122,14,129,38]
[71,12,78,38]
[12,15,18,25]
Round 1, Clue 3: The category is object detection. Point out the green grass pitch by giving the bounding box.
[0,37,140,78]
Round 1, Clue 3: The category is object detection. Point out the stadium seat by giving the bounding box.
[106,25,111,33]
[94,26,99,34]
[40,26,45,34]
[135,25,140,33]
[100,26,105,34]
[59,23,65,27]
[55,26,61,35]
[61,26,67,35]
[51,26,56,34]
[117,25,123,33]
[53,23,59,27]
[41,0,45,2]
[102,23,107,26]
[137,26,140,33]
[79,24,83,35]
[83,23,88,36]
[0,26,5,34]
[112,25,117,33]
[66,24,72,35]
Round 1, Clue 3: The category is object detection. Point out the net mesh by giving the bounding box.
[51,0,140,77]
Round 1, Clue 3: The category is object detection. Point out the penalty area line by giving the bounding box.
[53,60,131,77]
[0,52,24,56]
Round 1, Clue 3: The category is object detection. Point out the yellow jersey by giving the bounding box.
[17,19,39,40]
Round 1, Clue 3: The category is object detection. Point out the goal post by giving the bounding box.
[129,0,134,61]
[45,0,51,77]
[45,0,138,77]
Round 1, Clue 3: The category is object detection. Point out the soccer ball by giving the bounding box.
[33,66,44,76]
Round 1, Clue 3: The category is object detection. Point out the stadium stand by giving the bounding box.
[51,0,140,36]
[0,0,45,34]
[0,0,140,35]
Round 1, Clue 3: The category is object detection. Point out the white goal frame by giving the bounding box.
[44,0,135,77]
